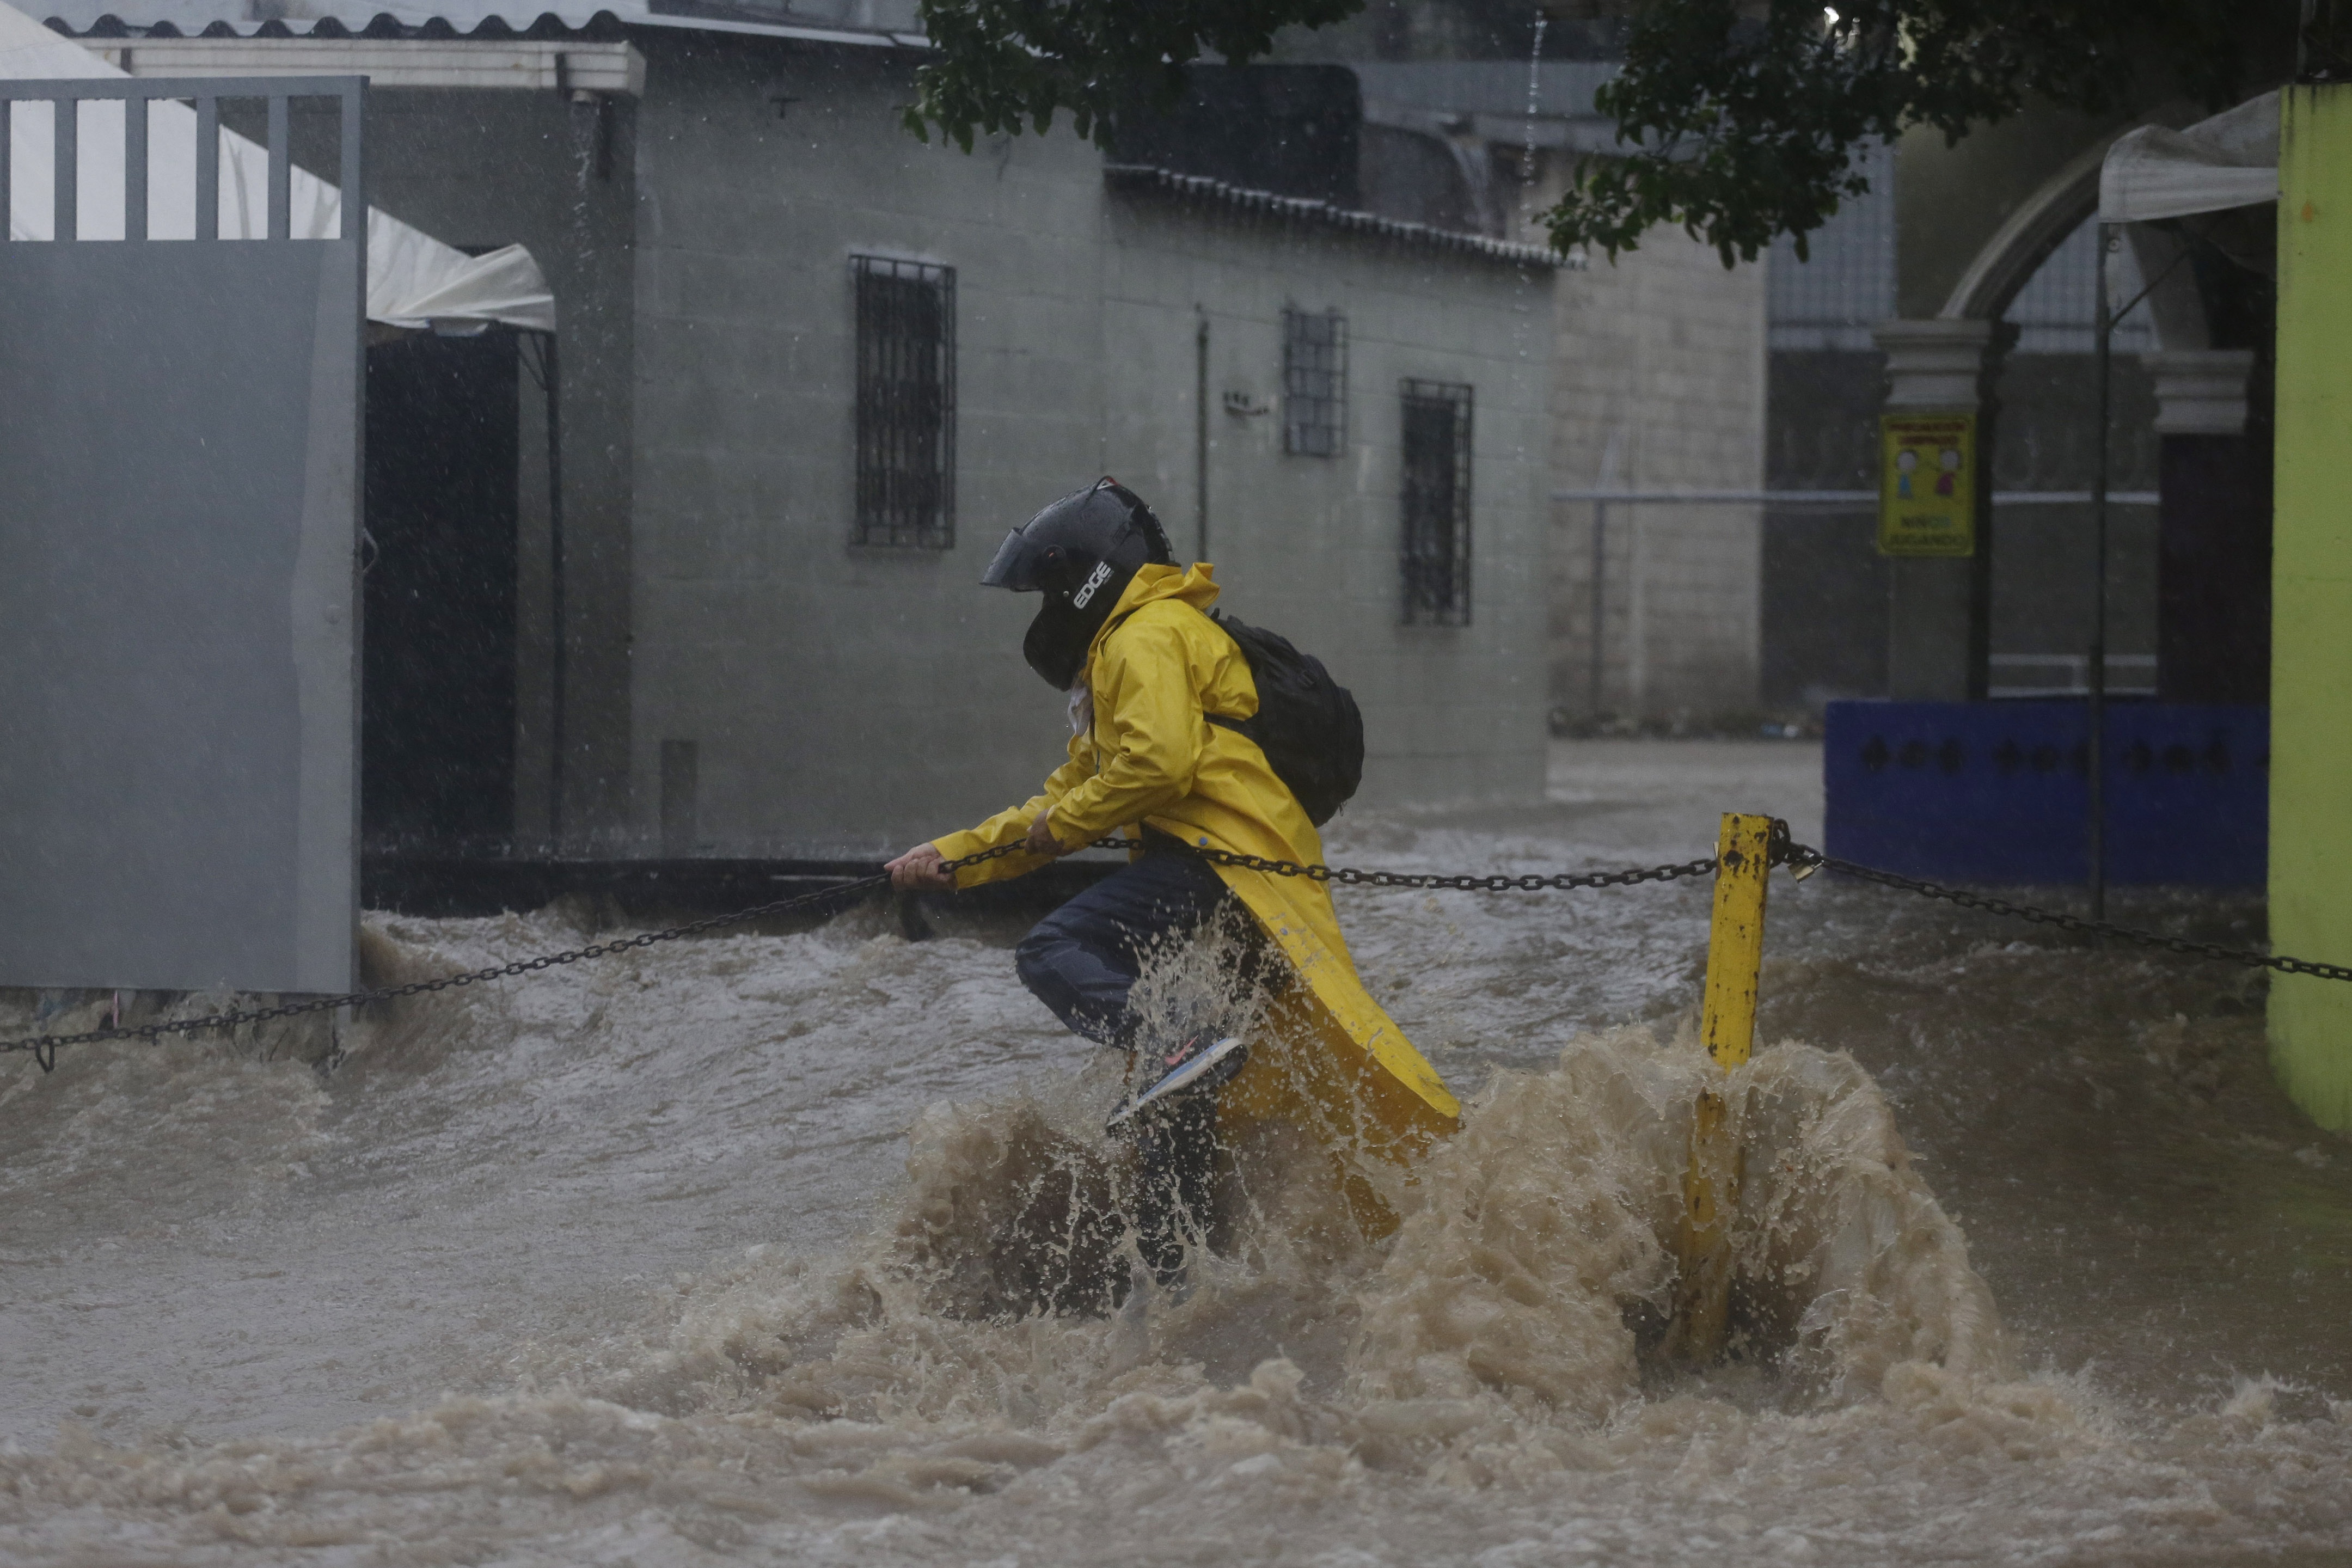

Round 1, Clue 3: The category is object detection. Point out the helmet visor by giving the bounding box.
[979,528,1041,591]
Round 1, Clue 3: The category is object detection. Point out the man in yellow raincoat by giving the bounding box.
[887,479,1457,1282]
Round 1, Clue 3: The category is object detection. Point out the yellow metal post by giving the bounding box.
[1667,812,1773,1361]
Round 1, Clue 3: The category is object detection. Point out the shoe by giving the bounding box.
[1105,1034,1248,1133]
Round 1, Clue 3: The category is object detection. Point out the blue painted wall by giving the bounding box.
[1823,700,2267,886]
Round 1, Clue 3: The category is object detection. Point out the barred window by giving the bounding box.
[1399,379,1473,626]
[1283,307,1347,456]
[852,255,955,549]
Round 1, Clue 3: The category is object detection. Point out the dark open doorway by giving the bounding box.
[362,329,519,855]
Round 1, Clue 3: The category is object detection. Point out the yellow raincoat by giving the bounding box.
[932,563,1460,1196]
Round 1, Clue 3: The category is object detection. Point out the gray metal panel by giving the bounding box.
[0,77,362,994]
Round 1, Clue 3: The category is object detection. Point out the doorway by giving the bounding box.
[362,329,519,854]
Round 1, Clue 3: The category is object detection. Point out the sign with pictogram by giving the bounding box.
[1877,412,1976,557]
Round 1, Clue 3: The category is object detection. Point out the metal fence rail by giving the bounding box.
[1548,487,2163,718]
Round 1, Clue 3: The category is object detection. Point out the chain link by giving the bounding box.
[0,872,887,1071]
[0,840,1718,1070]
[13,827,2339,1073]
[1771,838,2352,985]
[954,835,1723,894]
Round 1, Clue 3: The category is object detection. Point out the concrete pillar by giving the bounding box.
[1871,318,2014,700]
[2147,349,2255,435]
[2270,83,2352,1133]
[2145,349,2268,704]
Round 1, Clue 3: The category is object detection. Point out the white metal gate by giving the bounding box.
[0,77,364,993]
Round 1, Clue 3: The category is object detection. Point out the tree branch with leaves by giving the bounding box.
[1554,0,2246,264]
[904,0,2257,262]
[903,0,1362,149]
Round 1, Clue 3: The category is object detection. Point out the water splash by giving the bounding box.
[4,779,2351,1561]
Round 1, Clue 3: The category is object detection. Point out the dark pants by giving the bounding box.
[1014,848,1241,1047]
[1014,848,1249,1284]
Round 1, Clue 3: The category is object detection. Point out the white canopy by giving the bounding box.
[2100,90,2280,225]
[1,0,554,332]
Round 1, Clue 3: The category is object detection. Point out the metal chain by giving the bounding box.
[0,872,885,1071]
[17,827,2334,1074]
[0,839,1722,1071]
[1772,838,2352,985]
[953,835,1723,894]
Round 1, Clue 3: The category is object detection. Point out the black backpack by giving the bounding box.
[1200,610,1364,826]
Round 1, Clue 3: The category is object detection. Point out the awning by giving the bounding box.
[2099,90,2280,224]
[1,0,555,332]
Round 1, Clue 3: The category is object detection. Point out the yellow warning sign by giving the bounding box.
[1877,413,1976,557]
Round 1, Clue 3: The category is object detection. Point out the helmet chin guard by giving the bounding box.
[985,479,1175,688]
[1021,599,1095,691]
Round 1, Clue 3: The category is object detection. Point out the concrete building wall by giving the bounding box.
[626,37,1551,857]
[1099,203,1552,809]
[628,38,1095,859]
[1537,211,1768,724]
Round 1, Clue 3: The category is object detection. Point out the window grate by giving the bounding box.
[852,255,956,549]
[1283,307,1347,457]
[1400,378,1473,626]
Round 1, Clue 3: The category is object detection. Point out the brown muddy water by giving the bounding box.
[2,739,2348,1566]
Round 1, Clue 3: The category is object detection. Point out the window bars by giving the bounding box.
[852,255,955,549]
[1400,378,1474,626]
[1283,307,1347,457]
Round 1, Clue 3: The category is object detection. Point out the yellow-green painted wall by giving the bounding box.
[2271,83,2352,1132]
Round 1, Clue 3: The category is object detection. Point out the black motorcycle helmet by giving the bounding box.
[982,478,1175,689]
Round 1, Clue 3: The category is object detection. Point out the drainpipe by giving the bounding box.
[1195,309,1210,562]
[541,330,566,853]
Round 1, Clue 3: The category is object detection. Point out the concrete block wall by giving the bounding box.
[1099,204,1552,813]
[627,38,1551,857]
[630,38,1095,858]
[1529,181,1769,723]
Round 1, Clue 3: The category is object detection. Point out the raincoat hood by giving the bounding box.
[1084,562,1221,664]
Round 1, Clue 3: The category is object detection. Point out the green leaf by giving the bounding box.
[902,0,1370,151]
[903,0,2263,263]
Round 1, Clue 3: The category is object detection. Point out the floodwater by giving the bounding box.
[3,739,2349,1565]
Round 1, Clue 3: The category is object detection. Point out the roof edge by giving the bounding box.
[626,12,923,49]
[41,9,927,48]
[1103,163,1560,270]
